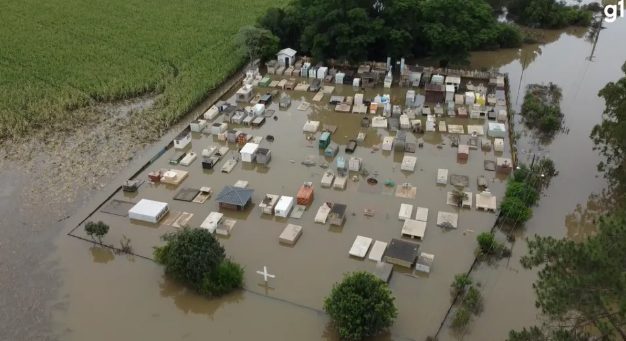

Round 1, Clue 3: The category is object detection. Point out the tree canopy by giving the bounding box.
[84,221,109,244]
[506,0,593,28]
[591,62,626,201]
[511,213,626,339]
[235,25,280,63]
[324,271,397,340]
[154,228,243,297]
[258,0,522,63]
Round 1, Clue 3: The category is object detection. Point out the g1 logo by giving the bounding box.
[604,0,624,23]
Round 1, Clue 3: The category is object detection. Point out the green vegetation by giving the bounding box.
[520,83,564,136]
[154,228,244,297]
[324,272,397,341]
[258,0,522,64]
[509,60,626,339]
[591,61,626,200]
[235,25,280,63]
[506,0,593,28]
[451,189,469,208]
[500,160,557,227]
[476,232,510,258]
[500,196,533,224]
[508,212,626,339]
[84,221,109,244]
[505,181,539,206]
[0,0,285,139]
[450,274,483,332]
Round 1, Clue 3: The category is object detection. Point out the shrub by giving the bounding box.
[154,228,243,297]
[324,272,397,341]
[451,273,473,297]
[505,181,539,206]
[500,197,533,224]
[451,306,472,331]
[202,259,244,296]
[477,232,497,255]
[462,286,483,314]
[84,221,109,244]
[497,23,523,48]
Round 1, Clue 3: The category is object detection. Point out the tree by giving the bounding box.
[154,228,243,297]
[591,61,626,201]
[451,188,468,207]
[511,213,626,338]
[84,221,109,244]
[324,272,397,341]
[477,232,497,255]
[450,273,473,297]
[234,25,280,63]
[500,197,532,224]
[505,181,539,206]
[506,0,592,28]
[258,0,521,63]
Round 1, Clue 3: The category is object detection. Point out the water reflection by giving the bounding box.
[89,246,114,264]
[159,275,244,316]
[565,190,614,241]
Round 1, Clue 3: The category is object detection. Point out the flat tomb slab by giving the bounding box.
[172,212,193,228]
[448,125,465,134]
[398,203,413,220]
[173,188,200,202]
[279,224,303,245]
[349,235,373,258]
[100,199,135,217]
[395,183,416,199]
[437,211,459,229]
[484,160,496,171]
[368,241,388,262]
[192,187,212,203]
[290,205,306,219]
[450,174,469,187]
[415,207,429,222]
[402,219,427,239]
[467,125,485,136]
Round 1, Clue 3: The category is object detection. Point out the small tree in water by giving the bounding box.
[324,272,397,340]
[154,228,243,297]
[84,221,109,245]
[451,189,468,207]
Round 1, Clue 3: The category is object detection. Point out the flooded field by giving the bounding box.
[67,73,511,340]
[2,14,625,341]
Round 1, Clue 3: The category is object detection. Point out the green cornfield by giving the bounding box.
[0,0,285,138]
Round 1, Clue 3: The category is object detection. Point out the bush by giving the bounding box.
[154,228,243,297]
[500,197,533,224]
[451,306,472,331]
[462,286,483,314]
[505,181,539,206]
[84,221,109,244]
[202,259,244,296]
[477,232,497,255]
[451,273,473,297]
[496,23,523,48]
[324,272,397,341]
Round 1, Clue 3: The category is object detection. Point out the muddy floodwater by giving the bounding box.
[1,16,625,341]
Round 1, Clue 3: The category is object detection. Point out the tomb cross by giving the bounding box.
[256,266,275,283]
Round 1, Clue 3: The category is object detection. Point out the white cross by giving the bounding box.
[256,266,275,282]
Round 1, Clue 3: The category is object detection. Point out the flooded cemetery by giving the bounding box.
[0,17,621,341]
[68,56,514,339]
